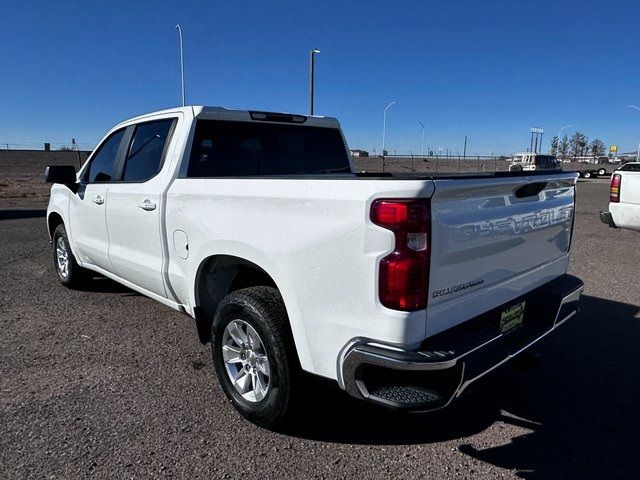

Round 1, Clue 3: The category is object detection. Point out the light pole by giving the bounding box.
[175,24,185,107]
[418,122,425,157]
[556,124,572,160]
[382,101,397,158]
[627,106,640,161]
[309,49,320,115]
[530,127,544,153]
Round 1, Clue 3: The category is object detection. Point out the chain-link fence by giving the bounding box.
[0,141,94,152]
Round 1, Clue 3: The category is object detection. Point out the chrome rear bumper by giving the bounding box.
[338,274,583,410]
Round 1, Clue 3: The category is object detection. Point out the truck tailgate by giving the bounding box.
[426,172,577,336]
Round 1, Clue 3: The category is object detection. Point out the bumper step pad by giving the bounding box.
[366,385,443,407]
[341,274,584,410]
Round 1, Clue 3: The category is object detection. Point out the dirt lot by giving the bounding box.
[1,154,639,479]
[0,151,89,206]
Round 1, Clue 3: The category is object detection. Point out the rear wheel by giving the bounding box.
[598,168,606,176]
[583,171,592,178]
[211,287,300,429]
[52,224,89,288]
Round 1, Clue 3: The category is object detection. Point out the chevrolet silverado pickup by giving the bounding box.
[45,106,583,428]
[600,162,640,231]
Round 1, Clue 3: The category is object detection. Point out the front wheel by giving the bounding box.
[211,287,300,429]
[583,171,591,178]
[52,224,89,288]
[598,168,606,176]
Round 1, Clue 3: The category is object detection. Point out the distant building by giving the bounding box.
[350,149,369,157]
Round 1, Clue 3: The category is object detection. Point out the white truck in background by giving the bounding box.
[45,106,583,428]
[600,162,640,231]
[509,152,561,172]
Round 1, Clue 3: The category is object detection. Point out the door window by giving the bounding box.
[122,119,174,182]
[83,129,125,183]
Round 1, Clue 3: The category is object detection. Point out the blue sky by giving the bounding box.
[1,0,639,154]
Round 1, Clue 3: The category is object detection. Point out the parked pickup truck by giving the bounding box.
[600,162,640,231]
[46,106,583,428]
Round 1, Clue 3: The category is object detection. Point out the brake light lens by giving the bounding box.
[610,174,621,202]
[371,199,430,311]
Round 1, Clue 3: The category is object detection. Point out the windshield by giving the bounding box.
[186,120,351,177]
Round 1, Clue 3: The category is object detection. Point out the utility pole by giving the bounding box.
[309,49,320,115]
[382,101,397,161]
[175,24,186,107]
[463,135,467,161]
[418,122,425,157]
[72,138,81,168]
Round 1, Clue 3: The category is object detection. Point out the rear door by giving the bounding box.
[426,173,577,336]
[68,128,126,270]
[105,117,176,297]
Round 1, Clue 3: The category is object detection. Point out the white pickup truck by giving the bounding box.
[600,162,640,232]
[46,106,583,428]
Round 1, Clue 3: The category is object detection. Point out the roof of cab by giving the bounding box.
[113,105,341,129]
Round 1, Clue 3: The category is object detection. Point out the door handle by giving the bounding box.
[138,199,157,211]
[92,195,104,205]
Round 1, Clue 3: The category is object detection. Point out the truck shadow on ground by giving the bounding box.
[0,209,46,220]
[288,294,640,479]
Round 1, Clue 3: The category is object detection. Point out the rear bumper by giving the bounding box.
[338,274,583,410]
[599,210,617,228]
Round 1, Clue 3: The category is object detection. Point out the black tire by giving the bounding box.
[598,168,606,176]
[583,171,591,178]
[52,224,89,288]
[211,287,300,429]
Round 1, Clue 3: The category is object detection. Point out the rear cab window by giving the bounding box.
[185,120,351,177]
[618,163,640,172]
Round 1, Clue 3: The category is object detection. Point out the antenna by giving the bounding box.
[175,24,186,107]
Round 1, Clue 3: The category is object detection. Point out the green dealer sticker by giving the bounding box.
[500,301,525,333]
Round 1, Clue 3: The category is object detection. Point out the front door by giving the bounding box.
[68,128,126,270]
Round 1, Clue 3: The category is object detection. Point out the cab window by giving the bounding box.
[82,129,125,183]
[121,119,174,182]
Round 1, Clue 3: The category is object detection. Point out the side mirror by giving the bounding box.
[45,165,77,185]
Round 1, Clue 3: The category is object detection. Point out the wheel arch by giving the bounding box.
[47,211,65,240]
[193,254,280,344]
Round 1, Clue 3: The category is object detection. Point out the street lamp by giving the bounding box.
[556,124,572,160]
[626,106,640,161]
[382,101,397,158]
[309,49,320,115]
[418,122,425,158]
[175,24,186,107]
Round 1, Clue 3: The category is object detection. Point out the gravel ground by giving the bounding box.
[1,178,639,479]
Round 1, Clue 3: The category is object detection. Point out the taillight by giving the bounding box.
[610,174,622,202]
[370,199,430,311]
